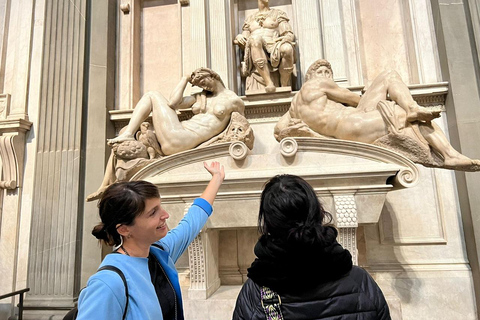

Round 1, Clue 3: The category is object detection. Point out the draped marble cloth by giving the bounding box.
[373,100,445,167]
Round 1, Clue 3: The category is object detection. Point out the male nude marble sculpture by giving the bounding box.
[275,59,480,171]
[234,0,296,93]
[86,68,246,201]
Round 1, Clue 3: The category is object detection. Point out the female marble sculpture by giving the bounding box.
[109,68,245,154]
[234,0,296,93]
[86,68,245,201]
[275,59,480,171]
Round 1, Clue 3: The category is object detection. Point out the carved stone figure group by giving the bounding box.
[87,0,480,201]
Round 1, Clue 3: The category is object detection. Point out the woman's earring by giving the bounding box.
[113,235,124,252]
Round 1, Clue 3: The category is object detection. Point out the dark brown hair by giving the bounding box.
[91,181,160,246]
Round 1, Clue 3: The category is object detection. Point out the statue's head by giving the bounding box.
[222,112,254,149]
[140,122,150,133]
[190,68,226,92]
[305,59,333,82]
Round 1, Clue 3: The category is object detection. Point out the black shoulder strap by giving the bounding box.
[151,243,164,250]
[98,265,129,320]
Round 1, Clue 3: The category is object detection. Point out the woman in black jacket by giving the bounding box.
[232,174,391,320]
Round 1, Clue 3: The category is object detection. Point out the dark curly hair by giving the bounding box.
[258,174,333,246]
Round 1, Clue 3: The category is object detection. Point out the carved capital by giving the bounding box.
[179,0,189,6]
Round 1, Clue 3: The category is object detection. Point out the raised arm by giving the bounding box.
[157,161,225,261]
[320,78,361,107]
[200,161,225,205]
[168,76,196,109]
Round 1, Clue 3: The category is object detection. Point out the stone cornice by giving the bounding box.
[0,118,33,133]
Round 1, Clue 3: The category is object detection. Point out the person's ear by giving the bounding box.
[116,224,130,237]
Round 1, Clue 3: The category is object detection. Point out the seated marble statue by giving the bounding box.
[275,59,480,171]
[234,0,296,93]
[86,68,246,201]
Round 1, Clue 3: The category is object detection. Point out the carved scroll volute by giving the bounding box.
[0,119,32,189]
[0,133,28,189]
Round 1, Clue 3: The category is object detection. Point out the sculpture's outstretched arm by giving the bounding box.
[320,78,361,106]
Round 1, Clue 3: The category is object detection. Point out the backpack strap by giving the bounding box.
[98,265,129,320]
[151,243,164,250]
[260,286,284,320]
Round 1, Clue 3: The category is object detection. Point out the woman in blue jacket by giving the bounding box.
[77,161,225,319]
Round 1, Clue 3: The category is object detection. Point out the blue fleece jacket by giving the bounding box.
[77,198,212,320]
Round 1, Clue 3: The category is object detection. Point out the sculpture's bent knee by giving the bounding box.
[249,35,263,48]
[280,43,294,58]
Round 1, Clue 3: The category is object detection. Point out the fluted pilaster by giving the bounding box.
[25,0,87,312]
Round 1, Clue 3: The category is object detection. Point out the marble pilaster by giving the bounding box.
[188,0,209,70]
[118,0,140,110]
[81,0,117,287]
[431,1,480,316]
[23,0,87,317]
[292,0,323,83]
[208,0,234,89]
[407,0,441,83]
[334,194,359,265]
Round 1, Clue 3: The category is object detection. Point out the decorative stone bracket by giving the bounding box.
[0,94,33,189]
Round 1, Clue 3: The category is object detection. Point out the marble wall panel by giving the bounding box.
[141,0,183,97]
[373,270,476,319]
[357,0,412,83]
[378,166,447,245]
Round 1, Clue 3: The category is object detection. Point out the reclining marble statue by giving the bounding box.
[234,0,296,93]
[275,59,480,171]
[86,68,248,201]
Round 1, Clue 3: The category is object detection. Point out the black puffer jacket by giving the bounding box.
[232,266,390,320]
[232,228,390,320]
